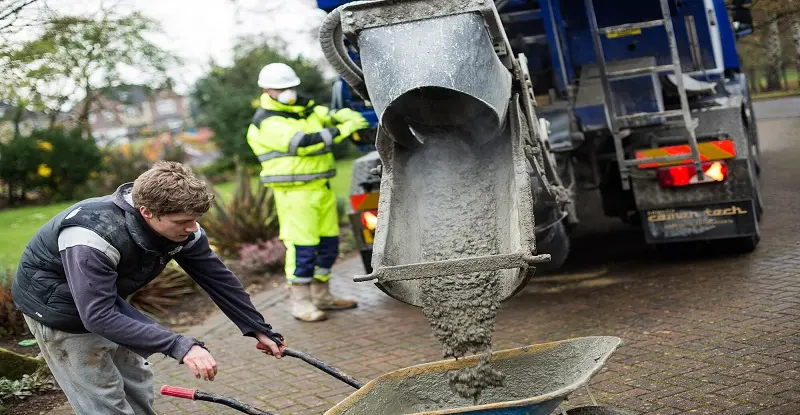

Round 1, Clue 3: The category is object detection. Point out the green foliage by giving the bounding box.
[199,164,279,258]
[0,264,26,337]
[32,128,102,200]
[0,347,42,381]
[0,136,40,204]
[128,262,196,317]
[0,365,54,405]
[0,127,100,204]
[197,158,239,185]
[191,37,332,164]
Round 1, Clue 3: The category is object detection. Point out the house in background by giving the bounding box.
[81,85,191,146]
[0,102,55,140]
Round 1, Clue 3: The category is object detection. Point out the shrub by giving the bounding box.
[0,135,42,206]
[0,127,102,205]
[0,265,26,337]
[82,147,152,197]
[197,158,242,185]
[199,163,279,258]
[237,238,286,275]
[128,263,196,317]
[33,127,102,201]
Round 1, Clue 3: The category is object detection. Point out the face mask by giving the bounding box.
[277,89,297,105]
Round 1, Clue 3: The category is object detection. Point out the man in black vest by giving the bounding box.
[11,161,287,415]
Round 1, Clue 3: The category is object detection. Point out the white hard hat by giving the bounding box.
[258,63,301,89]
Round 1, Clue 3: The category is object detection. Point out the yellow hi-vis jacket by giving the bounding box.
[246,93,361,188]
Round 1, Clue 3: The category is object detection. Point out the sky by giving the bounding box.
[39,0,330,95]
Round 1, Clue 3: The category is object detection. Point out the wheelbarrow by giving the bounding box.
[161,336,634,415]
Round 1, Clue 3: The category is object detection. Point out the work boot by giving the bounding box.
[311,280,358,310]
[289,284,327,322]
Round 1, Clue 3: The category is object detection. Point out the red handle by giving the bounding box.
[160,385,196,400]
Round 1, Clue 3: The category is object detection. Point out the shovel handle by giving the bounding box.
[161,385,195,400]
[161,385,275,415]
[256,343,364,389]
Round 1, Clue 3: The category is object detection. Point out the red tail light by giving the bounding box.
[657,161,728,188]
[361,211,378,230]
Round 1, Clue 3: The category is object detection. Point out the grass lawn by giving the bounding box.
[752,88,800,101]
[0,158,357,270]
[0,201,74,271]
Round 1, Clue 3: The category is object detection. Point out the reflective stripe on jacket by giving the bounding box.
[247,94,346,187]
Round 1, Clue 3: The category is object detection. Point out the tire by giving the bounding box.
[743,99,761,177]
[535,218,570,272]
[565,405,636,415]
[360,249,374,274]
[753,176,764,223]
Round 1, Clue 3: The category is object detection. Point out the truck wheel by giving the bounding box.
[744,100,761,177]
[535,218,570,272]
[565,405,635,415]
[753,176,764,223]
[360,249,374,274]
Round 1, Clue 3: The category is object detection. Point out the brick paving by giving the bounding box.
[51,116,799,414]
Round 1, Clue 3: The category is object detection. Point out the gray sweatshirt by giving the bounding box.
[59,226,279,362]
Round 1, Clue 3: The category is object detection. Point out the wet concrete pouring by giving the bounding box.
[414,133,506,403]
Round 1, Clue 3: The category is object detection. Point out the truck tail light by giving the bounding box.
[361,211,378,230]
[657,161,728,188]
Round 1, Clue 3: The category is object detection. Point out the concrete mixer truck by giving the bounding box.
[316,0,762,284]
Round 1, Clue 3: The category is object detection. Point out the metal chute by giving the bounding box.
[320,0,570,307]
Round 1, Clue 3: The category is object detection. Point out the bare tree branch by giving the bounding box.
[0,0,38,33]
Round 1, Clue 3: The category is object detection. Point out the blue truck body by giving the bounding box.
[316,0,761,272]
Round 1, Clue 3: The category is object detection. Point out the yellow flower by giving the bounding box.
[37,140,54,152]
[37,164,52,178]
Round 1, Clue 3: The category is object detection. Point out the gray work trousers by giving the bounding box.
[24,315,157,415]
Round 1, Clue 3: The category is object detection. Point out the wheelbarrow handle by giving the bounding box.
[256,343,364,389]
[160,385,275,415]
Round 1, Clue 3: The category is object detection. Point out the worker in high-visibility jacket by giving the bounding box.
[247,63,370,322]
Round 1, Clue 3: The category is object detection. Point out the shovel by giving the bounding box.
[160,342,364,414]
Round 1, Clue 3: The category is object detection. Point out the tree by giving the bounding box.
[8,7,178,136]
[788,0,800,78]
[0,0,44,36]
[764,15,784,90]
[191,37,332,165]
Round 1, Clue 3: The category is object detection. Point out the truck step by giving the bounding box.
[608,64,676,79]
[616,109,684,122]
[599,19,665,34]
[623,153,698,168]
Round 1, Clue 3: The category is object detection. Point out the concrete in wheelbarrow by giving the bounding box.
[49,115,800,415]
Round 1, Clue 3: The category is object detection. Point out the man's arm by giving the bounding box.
[173,227,283,345]
[59,227,201,362]
[248,115,340,158]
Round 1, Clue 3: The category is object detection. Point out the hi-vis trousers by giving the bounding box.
[273,182,339,284]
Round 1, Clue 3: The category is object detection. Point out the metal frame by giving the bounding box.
[341,0,516,68]
[583,0,704,190]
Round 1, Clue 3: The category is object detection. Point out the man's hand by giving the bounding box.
[337,116,370,138]
[183,345,218,381]
[256,332,287,359]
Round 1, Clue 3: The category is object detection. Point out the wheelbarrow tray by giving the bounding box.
[325,336,621,415]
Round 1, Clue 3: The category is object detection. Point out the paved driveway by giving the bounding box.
[51,114,799,415]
